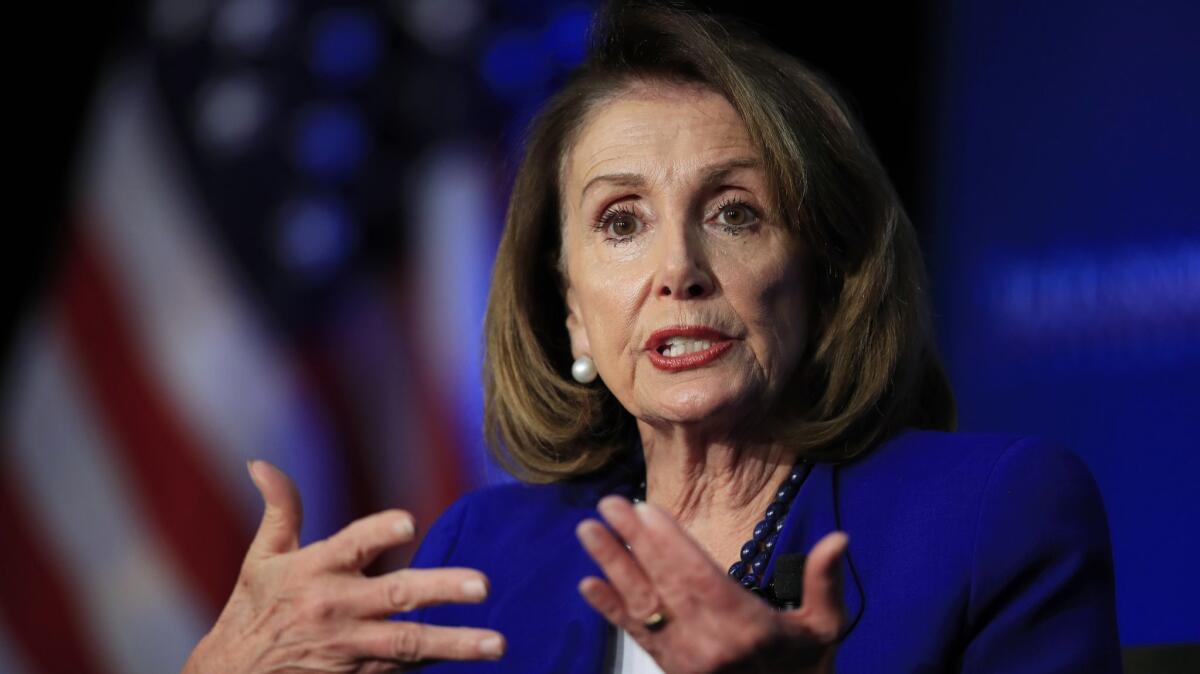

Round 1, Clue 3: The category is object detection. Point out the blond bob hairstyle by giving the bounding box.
[483,0,956,483]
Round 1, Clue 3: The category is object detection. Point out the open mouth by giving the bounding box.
[645,327,736,372]
[657,337,717,357]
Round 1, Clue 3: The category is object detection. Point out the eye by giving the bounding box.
[593,203,644,244]
[713,198,760,233]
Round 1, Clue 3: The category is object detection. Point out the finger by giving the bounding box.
[575,518,660,620]
[311,509,417,571]
[598,496,729,610]
[795,531,849,642]
[578,575,645,636]
[351,620,505,663]
[246,460,303,559]
[343,567,492,617]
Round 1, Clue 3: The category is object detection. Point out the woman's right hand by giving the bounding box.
[182,460,506,673]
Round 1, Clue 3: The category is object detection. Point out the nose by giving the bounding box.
[654,221,714,299]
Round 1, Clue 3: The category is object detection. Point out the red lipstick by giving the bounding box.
[644,326,736,372]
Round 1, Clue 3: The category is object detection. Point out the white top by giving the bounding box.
[608,627,666,674]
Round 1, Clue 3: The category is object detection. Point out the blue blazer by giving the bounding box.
[398,429,1123,672]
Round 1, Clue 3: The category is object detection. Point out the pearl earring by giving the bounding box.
[571,355,598,384]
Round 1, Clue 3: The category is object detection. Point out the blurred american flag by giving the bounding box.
[0,1,593,671]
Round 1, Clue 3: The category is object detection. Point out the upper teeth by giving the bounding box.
[661,337,713,357]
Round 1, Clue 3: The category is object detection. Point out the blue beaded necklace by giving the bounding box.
[629,456,812,600]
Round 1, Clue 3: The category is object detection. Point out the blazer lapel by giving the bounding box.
[763,462,865,633]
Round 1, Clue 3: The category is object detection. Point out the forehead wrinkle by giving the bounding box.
[567,91,761,213]
[576,154,763,211]
[578,127,756,188]
[578,125,656,181]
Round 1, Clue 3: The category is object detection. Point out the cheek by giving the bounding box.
[578,279,643,359]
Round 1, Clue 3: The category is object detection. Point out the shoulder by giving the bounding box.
[861,426,1074,466]
[396,477,602,625]
[407,476,603,570]
[850,428,1111,546]
[433,451,637,531]
[884,430,1114,571]
[450,473,608,522]
[394,467,627,623]
[459,476,595,506]
[835,430,1121,669]
[952,431,1115,596]
[885,433,1125,667]
[833,429,1113,593]
[848,428,1101,498]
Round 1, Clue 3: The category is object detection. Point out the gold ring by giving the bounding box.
[642,610,669,632]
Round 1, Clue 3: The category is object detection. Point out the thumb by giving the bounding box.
[246,460,303,559]
[786,530,849,643]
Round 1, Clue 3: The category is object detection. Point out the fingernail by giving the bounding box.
[633,501,652,520]
[576,522,598,549]
[392,517,415,538]
[479,635,504,657]
[597,496,622,519]
[245,460,258,483]
[578,577,593,596]
[462,578,487,600]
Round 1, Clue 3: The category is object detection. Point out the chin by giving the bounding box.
[639,382,752,426]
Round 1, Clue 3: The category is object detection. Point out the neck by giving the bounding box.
[635,419,796,561]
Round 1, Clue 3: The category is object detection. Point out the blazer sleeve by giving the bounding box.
[391,494,472,625]
[960,437,1123,672]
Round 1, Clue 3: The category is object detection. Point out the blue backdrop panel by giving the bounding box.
[930,0,1199,645]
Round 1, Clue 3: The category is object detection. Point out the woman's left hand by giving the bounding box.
[576,495,849,674]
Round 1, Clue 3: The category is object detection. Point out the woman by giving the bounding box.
[184,2,1121,672]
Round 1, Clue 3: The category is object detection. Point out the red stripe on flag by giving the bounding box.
[393,284,471,519]
[0,460,113,674]
[291,344,380,534]
[406,351,471,516]
[55,225,251,616]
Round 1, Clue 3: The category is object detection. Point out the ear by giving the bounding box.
[564,284,592,360]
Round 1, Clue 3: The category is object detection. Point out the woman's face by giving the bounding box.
[560,81,811,432]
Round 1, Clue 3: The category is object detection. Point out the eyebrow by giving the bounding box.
[577,157,762,209]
